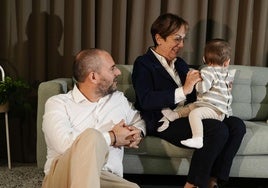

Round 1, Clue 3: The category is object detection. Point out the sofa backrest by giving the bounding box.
[117,65,135,102]
[230,65,268,121]
[116,64,268,121]
[36,78,73,168]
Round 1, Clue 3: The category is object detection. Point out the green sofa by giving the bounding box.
[36,65,268,178]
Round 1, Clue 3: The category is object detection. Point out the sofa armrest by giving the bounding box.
[36,78,73,168]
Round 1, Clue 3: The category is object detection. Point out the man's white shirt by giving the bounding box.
[42,85,145,177]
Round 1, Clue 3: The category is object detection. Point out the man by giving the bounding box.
[42,49,146,188]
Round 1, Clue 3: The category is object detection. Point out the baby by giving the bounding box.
[160,38,236,149]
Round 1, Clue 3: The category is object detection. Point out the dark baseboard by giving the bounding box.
[124,174,268,187]
[124,174,186,186]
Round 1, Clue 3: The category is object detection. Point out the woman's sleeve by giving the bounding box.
[132,58,176,110]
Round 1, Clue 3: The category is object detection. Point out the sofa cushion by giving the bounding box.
[231,65,268,121]
[117,65,135,102]
[231,67,252,120]
[237,121,268,155]
[125,136,193,158]
[251,67,268,120]
[125,121,268,158]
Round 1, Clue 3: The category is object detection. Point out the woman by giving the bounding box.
[132,13,246,188]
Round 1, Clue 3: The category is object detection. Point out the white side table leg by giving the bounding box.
[5,112,11,169]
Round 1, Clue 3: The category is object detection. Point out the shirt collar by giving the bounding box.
[150,48,177,69]
[73,84,87,103]
[72,84,110,104]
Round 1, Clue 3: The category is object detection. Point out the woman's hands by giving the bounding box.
[183,69,201,95]
[110,120,143,148]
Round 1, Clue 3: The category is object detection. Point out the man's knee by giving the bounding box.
[72,128,109,160]
[76,128,106,147]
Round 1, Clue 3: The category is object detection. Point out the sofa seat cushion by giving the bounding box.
[125,136,193,158]
[237,121,268,155]
[125,121,268,158]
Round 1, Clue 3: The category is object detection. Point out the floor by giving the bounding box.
[1,160,268,188]
[0,162,43,188]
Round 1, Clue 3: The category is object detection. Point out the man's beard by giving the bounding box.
[96,78,117,97]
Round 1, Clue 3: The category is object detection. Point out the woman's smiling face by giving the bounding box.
[155,25,187,62]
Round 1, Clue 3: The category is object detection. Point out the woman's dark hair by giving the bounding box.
[151,13,189,46]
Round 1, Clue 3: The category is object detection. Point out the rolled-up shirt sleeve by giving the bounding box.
[175,87,186,104]
[102,132,112,146]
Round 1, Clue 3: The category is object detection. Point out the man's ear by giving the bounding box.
[88,72,98,83]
